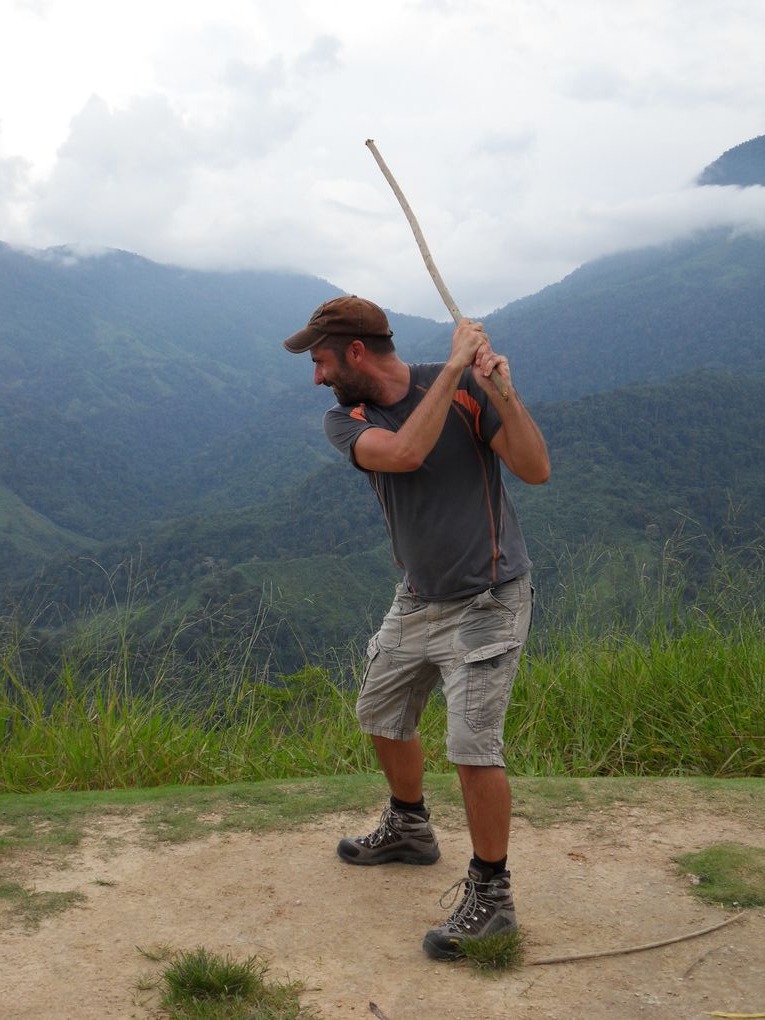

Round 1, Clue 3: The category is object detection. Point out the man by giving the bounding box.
[283,295,549,960]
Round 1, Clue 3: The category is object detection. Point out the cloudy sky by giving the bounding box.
[1,0,763,319]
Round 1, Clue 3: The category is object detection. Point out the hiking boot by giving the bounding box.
[337,804,440,866]
[422,866,518,960]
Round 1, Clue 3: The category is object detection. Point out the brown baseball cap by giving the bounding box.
[283,295,393,353]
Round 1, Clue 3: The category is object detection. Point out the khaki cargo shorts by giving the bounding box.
[356,573,533,767]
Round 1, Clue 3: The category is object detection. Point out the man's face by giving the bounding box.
[311,344,377,405]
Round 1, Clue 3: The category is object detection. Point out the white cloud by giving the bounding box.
[12,0,49,15]
[296,34,343,74]
[0,0,763,318]
[578,185,765,255]
[29,95,197,248]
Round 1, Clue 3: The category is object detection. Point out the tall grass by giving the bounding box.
[1,538,763,792]
[510,621,764,776]
[0,659,380,792]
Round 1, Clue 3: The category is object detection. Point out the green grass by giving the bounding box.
[677,842,765,907]
[0,775,393,862]
[1,614,762,793]
[156,947,320,1019]
[0,879,86,927]
[511,620,765,776]
[460,928,527,972]
[2,775,762,867]
[1,544,763,793]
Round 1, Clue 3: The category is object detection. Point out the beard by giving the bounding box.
[325,365,384,406]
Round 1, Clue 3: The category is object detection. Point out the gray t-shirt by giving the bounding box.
[323,362,531,600]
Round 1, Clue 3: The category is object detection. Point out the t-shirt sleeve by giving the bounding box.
[323,406,375,466]
[463,370,503,444]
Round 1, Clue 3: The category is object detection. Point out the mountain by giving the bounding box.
[697,134,765,187]
[0,244,442,544]
[482,227,764,403]
[0,484,91,581]
[2,222,762,552]
[14,366,762,674]
[480,134,765,402]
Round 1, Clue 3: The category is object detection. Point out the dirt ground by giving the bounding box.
[1,797,764,1020]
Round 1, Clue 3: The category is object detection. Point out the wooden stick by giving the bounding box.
[366,139,509,400]
[528,910,746,967]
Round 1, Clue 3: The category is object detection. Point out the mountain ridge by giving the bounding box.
[696,133,765,187]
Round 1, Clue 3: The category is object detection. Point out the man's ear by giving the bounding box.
[345,339,366,364]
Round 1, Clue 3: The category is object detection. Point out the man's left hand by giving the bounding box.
[472,337,513,396]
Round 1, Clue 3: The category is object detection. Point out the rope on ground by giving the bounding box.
[528,911,746,966]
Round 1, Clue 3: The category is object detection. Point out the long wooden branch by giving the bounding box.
[366,139,509,400]
[528,910,746,966]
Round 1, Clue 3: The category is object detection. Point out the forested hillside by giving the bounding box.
[697,134,765,186]
[485,228,765,402]
[2,225,762,553]
[0,243,442,542]
[10,368,763,675]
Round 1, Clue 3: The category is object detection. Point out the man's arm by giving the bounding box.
[473,342,550,485]
[353,320,487,473]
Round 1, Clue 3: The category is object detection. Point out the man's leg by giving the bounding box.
[337,732,439,865]
[423,764,517,959]
[455,763,510,862]
[337,589,440,866]
[423,577,531,959]
[444,575,532,864]
[372,734,425,803]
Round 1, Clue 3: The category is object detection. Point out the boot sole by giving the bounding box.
[422,917,519,960]
[337,846,441,866]
[422,933,465,960]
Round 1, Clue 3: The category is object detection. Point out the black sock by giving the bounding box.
[470,854,508,877]
[391,795,426,814]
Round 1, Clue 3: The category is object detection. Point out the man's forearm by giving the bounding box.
[352,359,464,473]
[489,385,550,484]
[392,359,464,466]
[354,319,489,474]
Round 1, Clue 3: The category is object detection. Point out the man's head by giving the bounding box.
[283,295,394,356]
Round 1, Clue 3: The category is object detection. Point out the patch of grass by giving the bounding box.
[513,776,765,828]
[0,789,137,860]
[0,879,86,927]
[2,777,763,864]
[677,842,765,907]
[163,947,261,1002]
[0,816,85,860]
[0,777,385,858]
[141,774,395,843]
[460,928,527,972]
[159,947,320,1019]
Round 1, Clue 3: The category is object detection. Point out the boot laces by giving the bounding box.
[438,876,491,933]
[359,806,398,848]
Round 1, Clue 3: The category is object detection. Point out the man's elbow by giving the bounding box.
[399,452,425,472]
[359,448,424,473]
[520,459,551,485]
[389,438,426,472]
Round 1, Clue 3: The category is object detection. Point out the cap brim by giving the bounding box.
[283,326,325,353]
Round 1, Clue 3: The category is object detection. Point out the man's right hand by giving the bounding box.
[449,318,490,370]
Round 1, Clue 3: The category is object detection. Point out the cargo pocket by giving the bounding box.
[377,589,427,652]
[463,639,521,731]
[360,633,381,693]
